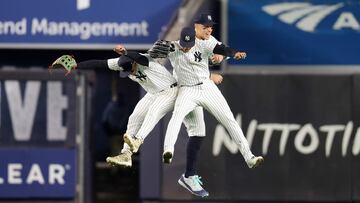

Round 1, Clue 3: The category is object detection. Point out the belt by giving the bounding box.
[170,82,178,88]
[160,83,178,93]
[180,82,203,87]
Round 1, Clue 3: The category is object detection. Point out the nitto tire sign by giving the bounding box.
[212,115,360,157]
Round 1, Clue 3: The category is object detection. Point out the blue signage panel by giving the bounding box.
[0,0,181,49]
[227,0,360,65]
[0,74,77,147]
[0,148,76,198]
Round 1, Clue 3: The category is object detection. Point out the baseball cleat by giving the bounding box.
[123,133,143,153]
[178,174,209,197]
[246,156,264,169]
[162,151,173,164]
[106,151,132,167]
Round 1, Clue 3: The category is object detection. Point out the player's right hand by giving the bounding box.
[211,54,224,64]
[210,73,223,85]
[113,44,127,55]
[234,52,247,60]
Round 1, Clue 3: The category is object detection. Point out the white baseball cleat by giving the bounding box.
[178,174,209,197]
[123,133,143,153]
[162,151,173,164]
[246,156,264,169]
[106,151,132,167]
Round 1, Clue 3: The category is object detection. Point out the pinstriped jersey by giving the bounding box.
[169,35,219,86]
[129,54,176,94]
[108,54,176,94]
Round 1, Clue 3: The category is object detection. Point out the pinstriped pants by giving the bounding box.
[122,87,206,153]
[164,79,254,161]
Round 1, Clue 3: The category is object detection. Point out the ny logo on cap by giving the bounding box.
[207,15,212,20]
[185,35,190,41]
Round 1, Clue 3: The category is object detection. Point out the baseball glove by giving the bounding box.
[148,40,175,58]
[49,55,77,75]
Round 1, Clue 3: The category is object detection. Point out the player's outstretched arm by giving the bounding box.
[212,44,246,60]
[49,55,111,75]
[113,44,150,67]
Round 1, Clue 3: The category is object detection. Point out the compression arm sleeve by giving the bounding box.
[126,51,149,67]
[77,60,108,69]
[212,44,237,57]
[77,59,123,71]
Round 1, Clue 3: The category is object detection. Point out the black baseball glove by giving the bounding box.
[148,40,175,58]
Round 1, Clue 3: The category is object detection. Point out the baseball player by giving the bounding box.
[123,14,229,197]
[161,26,264,171]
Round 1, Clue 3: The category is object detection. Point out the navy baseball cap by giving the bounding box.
[194,13,216,26]
[118,55,133,78]
[118,51,148,78]
[179,27,195,48]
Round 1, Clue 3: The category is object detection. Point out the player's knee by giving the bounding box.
[223,117,238,127]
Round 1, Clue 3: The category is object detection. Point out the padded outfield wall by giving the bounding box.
[140,0,360,202]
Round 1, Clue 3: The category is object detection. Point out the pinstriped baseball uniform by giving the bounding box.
[107,54,206,152]
[164,36,255,162]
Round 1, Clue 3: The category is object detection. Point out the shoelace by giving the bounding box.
[193,175,204,186]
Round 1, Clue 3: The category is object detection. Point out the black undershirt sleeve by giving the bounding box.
[126,51,149,67]
[76,51,149,69]
[212,44,237,58]
[77,60,108,69]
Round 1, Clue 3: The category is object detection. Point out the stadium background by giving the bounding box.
[0,0,359,203]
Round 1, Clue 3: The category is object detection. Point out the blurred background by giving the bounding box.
[0,0,359,203]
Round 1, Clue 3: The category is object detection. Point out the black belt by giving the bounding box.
[170,83,178,88]
[180,82,203,87]
[160,83,178,93]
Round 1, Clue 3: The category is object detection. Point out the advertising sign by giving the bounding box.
[0,70,80,200]
[0,0,181,49]
[0,148,76,198]
[0,72,77,147]
[161,74,360,201]
[227,0,360,65]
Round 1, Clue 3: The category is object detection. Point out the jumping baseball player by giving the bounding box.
[123,14,231,197]
[161,27,264,171]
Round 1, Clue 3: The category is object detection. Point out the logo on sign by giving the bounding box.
[0,163,70,185]
[0,80,69,142]
[213,114,360,157]
[77,0,90,10]
[262,2,360,32]
[0,149,76,198]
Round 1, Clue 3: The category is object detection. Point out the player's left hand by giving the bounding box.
[211,54,224,64]
[210,73,223,85]
[49,55,77,76]
[234,52,247,60]
[148,40,174,58]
